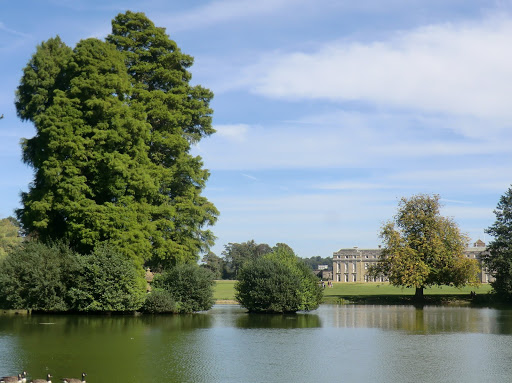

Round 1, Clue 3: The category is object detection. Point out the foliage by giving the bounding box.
[0,217,23,260]
[67,243,146,311]
[15,11,217,267]
[0,241,78,311]
[369,194,480,297]
[221,240,272,279]
[235,244,323,313]
[153,263,215,313]
[484,187,512,300]
[142,289,177,314]
[301,255,333,270]
[200,251,224,279]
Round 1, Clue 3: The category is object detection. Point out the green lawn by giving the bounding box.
[213,280,238,300]
[213,280,493,304]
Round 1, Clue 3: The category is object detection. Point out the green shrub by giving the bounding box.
[142,289,177,313]
[235,245,323,313]
[68,243,146,311]
[0,241,78,311]
[153,263,215,313]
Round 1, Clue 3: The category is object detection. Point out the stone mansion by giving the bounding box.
[332,240,492,283]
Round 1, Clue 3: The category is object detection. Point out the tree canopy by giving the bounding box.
[200,251,224,279]
[221,240,272,279]
[235,243,323,313]
[369,194,480,298]
[152,263,215,313]
[0,241,146,312]
[301,255,333,270]
[15,11,217,267]
[484,186,512,300]
[0,217,23,260]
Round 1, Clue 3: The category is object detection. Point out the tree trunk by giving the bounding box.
[415,287,424,300]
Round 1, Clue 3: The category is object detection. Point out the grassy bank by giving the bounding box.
[213,280,493,305]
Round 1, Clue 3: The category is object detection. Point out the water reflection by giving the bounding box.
[0,305,512,383]
[329,305,512,334]
[235,313,321,329]
[0,313,214,383]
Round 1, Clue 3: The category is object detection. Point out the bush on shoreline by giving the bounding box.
[0,242,145,312]
[235,244,323,313]
[152,263,215,313]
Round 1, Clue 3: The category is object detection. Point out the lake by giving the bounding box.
[1,304,511,383]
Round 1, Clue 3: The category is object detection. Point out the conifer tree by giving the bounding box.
[484,187,512,300]
[15,12,217,267]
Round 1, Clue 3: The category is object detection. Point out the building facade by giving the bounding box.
[333,241,492,283]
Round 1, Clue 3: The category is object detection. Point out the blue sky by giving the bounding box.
[1,0,511,258]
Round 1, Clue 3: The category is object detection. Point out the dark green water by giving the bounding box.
[1,304,512,383]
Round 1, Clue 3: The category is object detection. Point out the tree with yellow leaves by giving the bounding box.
[369,194,480,299]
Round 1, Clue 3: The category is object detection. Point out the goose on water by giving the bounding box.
[0,372,25,383]
[62,373,86,383]
[0,373,22,383]
[30,374,51,383]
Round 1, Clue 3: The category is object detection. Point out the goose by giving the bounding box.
[62,373,86,383]
[0,372,26,383]
[30,374,51,383]
[0,374,22,383]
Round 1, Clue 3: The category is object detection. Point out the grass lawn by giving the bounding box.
[213,280,238,301]
[213,280,493,304]
[322,282,492,304]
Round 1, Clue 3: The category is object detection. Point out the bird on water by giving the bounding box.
[0,373,22,383]
[1,372,26,383]
[62,373,86,383]
[30,374,51,383]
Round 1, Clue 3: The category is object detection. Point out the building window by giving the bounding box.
[364,263,369,270]
[344,274,349,282]
[352,274,357,282]
[364,275,368,282]
[337,263,340,273]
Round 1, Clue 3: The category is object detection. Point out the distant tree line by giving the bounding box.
[201,240,332,280]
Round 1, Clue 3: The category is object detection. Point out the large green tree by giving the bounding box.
[15,12,217,267]
[483,187,512,300]
[369,194,480,298]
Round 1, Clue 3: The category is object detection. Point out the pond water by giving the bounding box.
[1,304,512,383]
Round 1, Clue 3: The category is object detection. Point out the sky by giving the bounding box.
[1,0,511,258]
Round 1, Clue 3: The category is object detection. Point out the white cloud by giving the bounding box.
[160,0,301,31]
[241,173,258,181]
[213,123,250,142]
[240,15,512,119]
[390,167,512,193]
[0,22,31,38]
[314,181,394,191]
[198,110,512,171]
